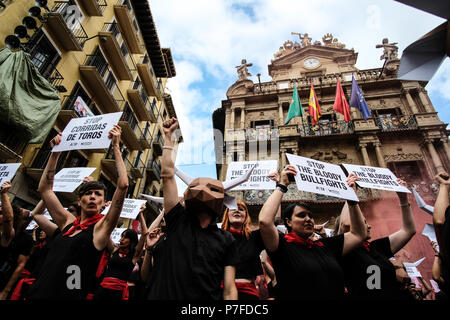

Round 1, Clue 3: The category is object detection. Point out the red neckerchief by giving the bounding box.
[34,242,45,249]
[363,241,370,252]
[63,213,103,237]
[119,248,130,256]
[284,232,324,248]
[229,228,243,236]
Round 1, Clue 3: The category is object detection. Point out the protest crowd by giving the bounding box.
[0,117,448,301]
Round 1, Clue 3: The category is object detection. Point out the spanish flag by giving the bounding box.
[308,82,321,125]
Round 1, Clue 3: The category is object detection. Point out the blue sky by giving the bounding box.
[149,0,449,195]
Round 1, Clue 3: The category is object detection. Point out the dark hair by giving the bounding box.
[281,202,313,232]
[77,181,107,198]
[121,229,139,256]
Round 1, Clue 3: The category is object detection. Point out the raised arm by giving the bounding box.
[133,205,148,264]
[161,118,180,214]
[342,174,367,256]
[37,133,75,230]
[0,181,15,247]
[141,227,162,282]
[259,166,297,252]
[31,200,58,238]
[389,178,416,254]
[434,172,449,262]
[94,125,129,251]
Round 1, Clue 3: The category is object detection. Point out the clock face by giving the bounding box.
[304,58,320,69]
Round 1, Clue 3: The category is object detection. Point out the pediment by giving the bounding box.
[226,79,254,98]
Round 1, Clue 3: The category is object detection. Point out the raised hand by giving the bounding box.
[280,165,297,187]
[435,172,450,185]
[146,227,162,249]
[346,173,360,192]
[108,125,122,147]
[1,181,11,194]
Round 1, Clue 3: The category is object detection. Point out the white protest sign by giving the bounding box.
[101,198,147,219]
[341,163,411,193]
[403,257,425,278]
[422,224,439,249]
[26,209,53,230]
[0,163,21,185]
[277,225,287,234]
[52,112,123,152]
[286,153,359,201]
[53,167,96,192]
[111,228,127,244]
[225,160,278,190]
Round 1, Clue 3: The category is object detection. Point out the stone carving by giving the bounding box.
[235,59,253,81]
[376,38,399,62]
[322,33,346,48]
[383,153,423,162]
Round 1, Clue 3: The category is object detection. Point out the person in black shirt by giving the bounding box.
[337,177,416,300]
[433,171,450,296]
[258,166,367,300]
[27,125,129,300]
[221,200,265,300]
[145,117,252,300]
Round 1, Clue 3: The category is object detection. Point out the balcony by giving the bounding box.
[148,98,158,122]
[130,156,145,179]
[47,68,65,92]
[299,120,354,137]
[279,125,300,138]
[98,22,133,81]
[78,0,107,16]
[137,62,161,99]
[152,135,164,156]
[79,53,126,113]
[118,107,143,150]
[127,78,155,122]
[0,128,26,161]
[102,148,141,182]
[114,0,141,54]
[139,124,152,149]
[45,1,88,51]
[146,160,161,181]
[246,128,279,141]
[24,148,67,182]
[375,115,418,132]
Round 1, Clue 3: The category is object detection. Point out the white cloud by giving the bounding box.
[151,0,449,167]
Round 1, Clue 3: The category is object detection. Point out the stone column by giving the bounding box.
[225,109,231,129]
[418,88,435,113]
[279,102,284,124]
[403,89,419,114]
[424,138,445,173]
[240,107,245,129]
[359,143,371,166]
[230,108,235,130]
[374,142,386,167]
[440,138,450,164]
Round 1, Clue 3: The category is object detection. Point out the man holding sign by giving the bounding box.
[27,125,129,300]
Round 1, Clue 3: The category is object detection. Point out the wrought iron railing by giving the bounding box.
[299,120,354,137]
[0,129,28,155]
[31,148,67,170]
[96,0,107,14]
[85,52,108,77]
[47,68,64,89]
[149,97,158,118]
[101,22,120,38]
[375,115,418,131]
[148,160,161,180]
[51,1,88,48]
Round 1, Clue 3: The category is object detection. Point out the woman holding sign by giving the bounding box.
[221,200,265,300]
[258,166,367,300]
[27,125,129,300]
[337,177,416,300]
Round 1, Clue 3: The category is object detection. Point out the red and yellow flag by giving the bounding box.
[308,82,321,125]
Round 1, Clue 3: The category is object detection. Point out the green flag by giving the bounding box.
[284,84,303,125]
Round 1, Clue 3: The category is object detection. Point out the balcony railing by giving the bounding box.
[375,115,418,131]
[148,160,161,180]
[149,97,158,119]
[47,68,64,90]
[0,128,27,156]
[96,0,107,14]
[51,1,88,48]
[101,22,121,39]
[299,120,354,137]
[31,148,67,170]
[121,107,139,132]
[246,128,279,141]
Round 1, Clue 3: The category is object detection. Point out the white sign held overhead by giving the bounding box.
[53,167,96,193]
[422,224,438,245]
[0,163,21,186]
[110,228,127,244]
[341,163,411,193]
[403,258,425,278]
[101,198,147,220]
[225,160,278,190]
[285,153,359,202]
[52,112,123,152]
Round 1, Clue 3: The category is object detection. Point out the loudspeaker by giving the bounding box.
[22,16,38,30]
[29,6,44,22]
[14,26,30,40]
[5,35,21,50]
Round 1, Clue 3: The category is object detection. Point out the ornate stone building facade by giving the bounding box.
[213,33,449,279]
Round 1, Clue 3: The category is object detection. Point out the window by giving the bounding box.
[27,30,60,78]
[99,174,115,201]
[105,72,116,91]
[120,42,129,58]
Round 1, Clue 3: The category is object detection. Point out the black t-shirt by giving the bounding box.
[27,224,103,300]
[26,229,61,277]
[0,231,33,290]
[268,234,345,300]
[439,206,450,295]
[146,203,239,300]
[102,250,135,281]
[231,230,264,279]
[342,237,407,300]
